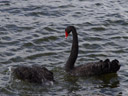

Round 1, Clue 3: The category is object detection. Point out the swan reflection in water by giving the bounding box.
[64,73,120,95]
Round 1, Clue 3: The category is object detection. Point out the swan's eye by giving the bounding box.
[65,31,68,39]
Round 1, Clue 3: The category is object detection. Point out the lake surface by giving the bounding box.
[0,0,128,96]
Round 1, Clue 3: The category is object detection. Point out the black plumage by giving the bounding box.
[13,65,54,84]
[65,26,120,76]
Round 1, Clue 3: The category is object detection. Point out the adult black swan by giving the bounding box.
[11,65,54,84]
[65,26,120,76]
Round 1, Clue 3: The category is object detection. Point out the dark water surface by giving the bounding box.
[0,0,128,96]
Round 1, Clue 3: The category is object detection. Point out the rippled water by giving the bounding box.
[0,0,128,95]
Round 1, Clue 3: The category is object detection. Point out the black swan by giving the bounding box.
[11,65,54,84]
[65,26,120,76]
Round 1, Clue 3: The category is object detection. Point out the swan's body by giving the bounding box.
[13,65,54,84]
[65,26,120,76]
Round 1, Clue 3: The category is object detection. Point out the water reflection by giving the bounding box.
[63,73,120,95]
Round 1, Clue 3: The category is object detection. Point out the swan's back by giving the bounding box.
[13,65,54,84]
[70,59,120,76]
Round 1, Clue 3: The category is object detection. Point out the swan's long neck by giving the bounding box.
[65,27,78,72]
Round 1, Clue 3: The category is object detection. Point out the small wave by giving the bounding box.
[91,26,106,31]
[33,36,58,44]
[105,19,128,25]
[22,42,35,48]
[9,56,24,62]
[25,52,55,60]
[0,27,7,32]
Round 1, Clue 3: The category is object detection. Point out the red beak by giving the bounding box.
[65,31,68,39]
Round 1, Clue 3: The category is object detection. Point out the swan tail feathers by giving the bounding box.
[102,59,120,74]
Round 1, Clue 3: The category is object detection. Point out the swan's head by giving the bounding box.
[65,26,74,39]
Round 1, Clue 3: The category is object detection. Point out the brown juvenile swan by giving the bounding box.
[65,26,120,76]
[12,65,54,84]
